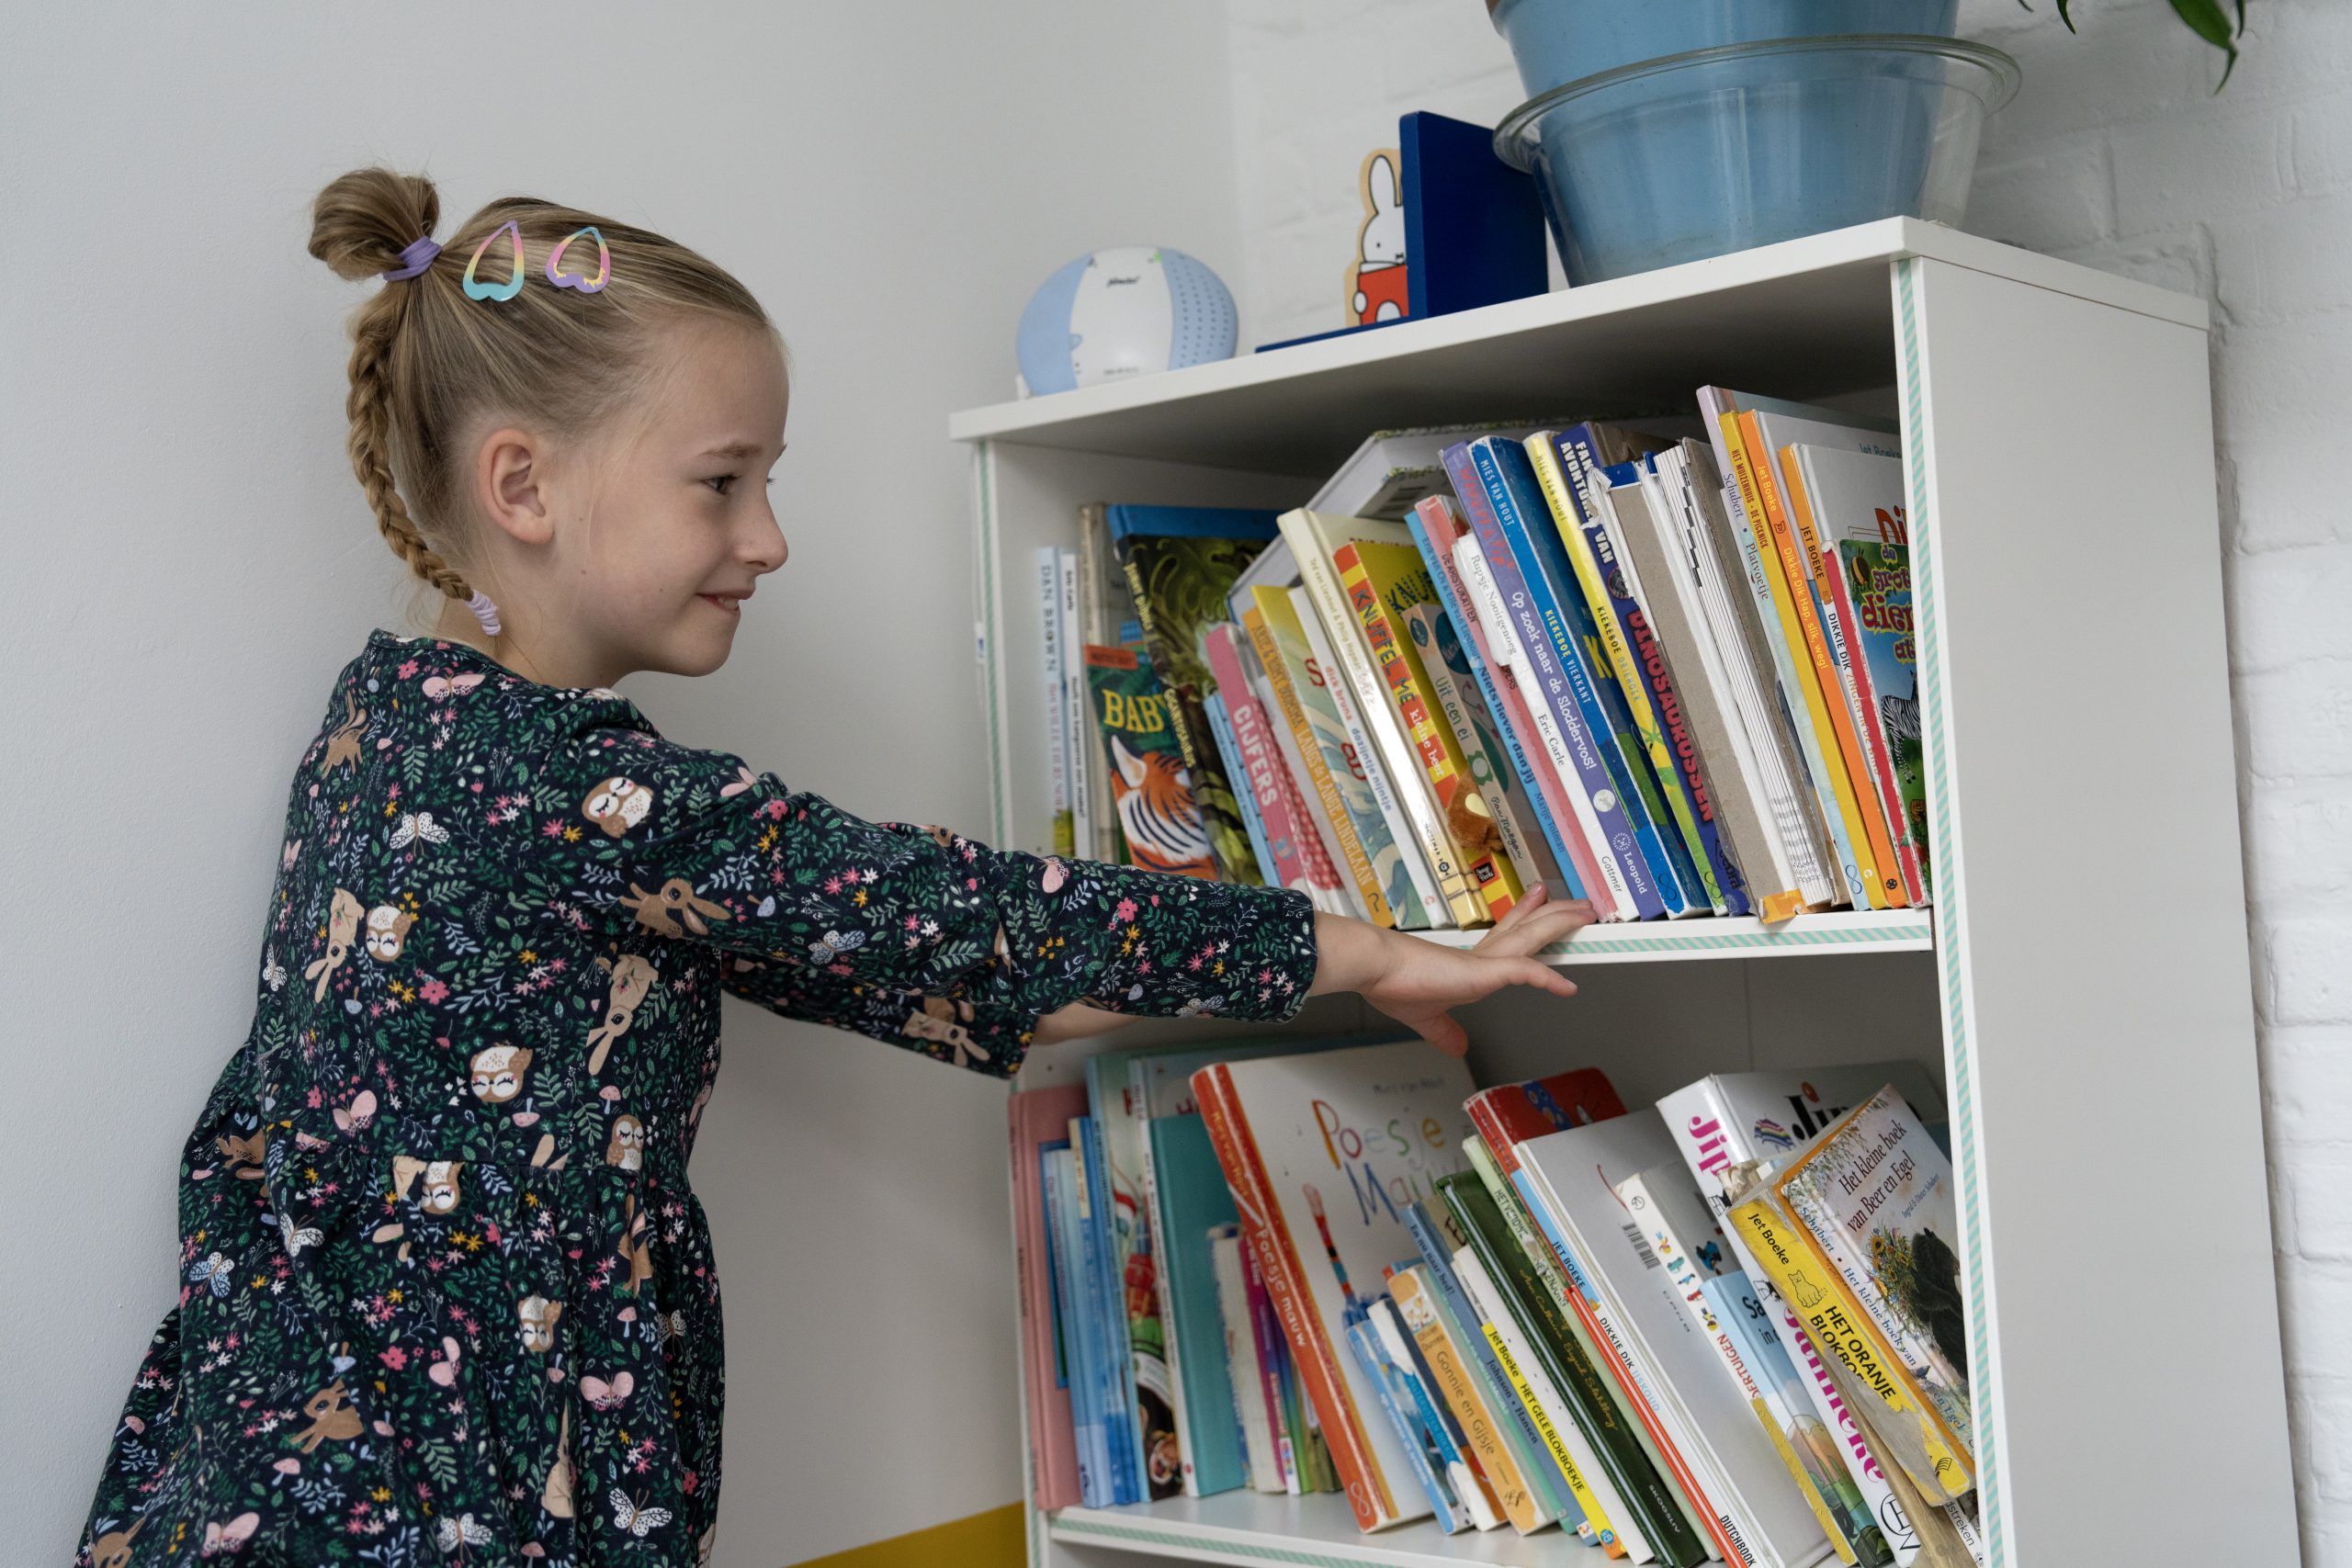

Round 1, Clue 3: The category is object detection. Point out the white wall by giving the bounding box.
[0,5,1237,1562]
[1222,0,2351,1559]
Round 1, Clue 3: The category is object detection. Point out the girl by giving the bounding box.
[74,167,1594,1567]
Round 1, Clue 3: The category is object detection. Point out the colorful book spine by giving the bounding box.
[1012,1087,1089,1510]
[1046,1141,1113,1506]
[1210,1223,1284,1492]
[1468,435,1695,917]
[1292,583,1449,929]
[1040,547,1074,857]
[1202,623,1348,911]
[1402,1201,1581,1530]
[1408,494,1599,909]
[1532,433,1731,914]
[1443,441,1657,919]
[1352,1313,1472,1532]
[1335,537,1520,921]
[1242,598,1392,924]
[1389,1265,1526,1531]
[1725,410,1905,908]
[1820,537,1928,905]
[1232,603,1367,919]
[1073,1115,1146,1502]
[1244,1231,1304,1494]
[1204,692,1280,886]
[1371,1296,1494,1529]
[1057,549,1092,863]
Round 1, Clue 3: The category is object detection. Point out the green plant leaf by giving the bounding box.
[2169,0,2242,88]
[2055,0,2076,31]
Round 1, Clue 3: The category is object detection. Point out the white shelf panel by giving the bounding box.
[950,219,2204,474]
[1414,908,1931,965]
[1048,1493,1583,1568]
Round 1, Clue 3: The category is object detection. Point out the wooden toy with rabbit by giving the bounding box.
[1346,147,1409,326]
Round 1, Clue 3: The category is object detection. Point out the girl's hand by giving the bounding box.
[1309,884,1595,1057]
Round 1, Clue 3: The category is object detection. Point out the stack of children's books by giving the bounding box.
[1011,1040,1988,1566]
[1035,395,1929,926]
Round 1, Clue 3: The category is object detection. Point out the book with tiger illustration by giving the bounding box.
[1083,644,1216,880]
[1107,505,1283,886]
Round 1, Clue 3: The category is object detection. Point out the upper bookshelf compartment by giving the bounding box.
[948,218,2206,476]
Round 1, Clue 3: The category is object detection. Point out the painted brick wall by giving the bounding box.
[1226,1,2351,1558]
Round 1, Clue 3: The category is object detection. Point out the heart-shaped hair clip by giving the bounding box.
[547,226,612,294]
[462,220,526,303]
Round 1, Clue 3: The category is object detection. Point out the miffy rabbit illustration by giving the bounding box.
[304,888,365,1002]
[1347,148,1409,325]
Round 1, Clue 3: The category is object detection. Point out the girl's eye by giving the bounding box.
[705,475,736,496]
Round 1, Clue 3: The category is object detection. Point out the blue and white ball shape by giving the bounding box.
[1016,247,1238,396]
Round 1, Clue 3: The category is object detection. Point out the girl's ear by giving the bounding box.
[476,426,559,547]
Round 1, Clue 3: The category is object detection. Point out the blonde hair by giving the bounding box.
[307,166,775,620]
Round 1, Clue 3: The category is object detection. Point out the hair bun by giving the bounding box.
[309,166,441,283]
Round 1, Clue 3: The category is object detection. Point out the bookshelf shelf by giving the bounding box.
[957,220,2295,1567]
[1411,908,1932,965]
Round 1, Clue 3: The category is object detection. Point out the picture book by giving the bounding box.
[1046,1140,1114,1505]
[1307,423,1553,522]
[1204,691,1279,886]
[1352,1307,1475,1532]
[1823,535,1928,904]
[1532,429,1729,915]
[1516,1110,1842,1568]
[1279,508,1483,927]
[1201,622,1351,912]
[1107,504,1283,883]
[1085,1050,1182,1501]
[1336,536,1523,920]
[1074,505,1139,862]
[1770,1089,1973,1493]
[1442,439,1651,919]
[1401,1198,1580,1532]
[1210,1224,1285,1492]
[1190,1040,1483,1530]
[1390,1261,1545,1533]
[1291,582,1452,928]
[1407,494,1593,908]
[1149,1111,1250,1496]
[1084,643,1216,879]
[1072,1115,1147,1501]
[1228,600,1365,917]
[1369,1294,1494,1529]
[1245,586,1418,927]
[1011,1085,1089,1509]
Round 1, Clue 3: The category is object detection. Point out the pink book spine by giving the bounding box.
[1204,623,1337,898]
[1415,495,1614,918]
[1012,1087,1087,1509]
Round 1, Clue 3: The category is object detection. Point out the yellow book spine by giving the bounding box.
[1479,1319,1623,1556]
[1241,604,1394,927]
[1335,543,1493,927]
[1718,412,1886,910]
[1343,540,1522,921]
[1393,1270,1535,1532]
[1727,1192,1974,1502]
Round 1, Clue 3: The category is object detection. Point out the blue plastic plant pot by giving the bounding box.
[1494,35,2018,287]
[1488,0,1960,101]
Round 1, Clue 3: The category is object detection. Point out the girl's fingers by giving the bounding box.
[1416,1009,1470,1057]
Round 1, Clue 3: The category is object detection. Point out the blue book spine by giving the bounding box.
[1378,1296,1483,1515]
[1464,438,1679,918]
[1598,456,1752,915]
[1048,1144,1114,1506]
[1442,442,1653,919]
[1405,504,1588,903]
[1075,1117,1144,1503]
[1502,434,1702,916]
[1204,692,1282,887]
[1151,1115,1249,1497]
[1349,1317,1462,1531]
[1400,1202,1579,1529]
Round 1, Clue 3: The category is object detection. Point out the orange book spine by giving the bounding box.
[1194,1065,1397,1530]
[1735,411,1906,909]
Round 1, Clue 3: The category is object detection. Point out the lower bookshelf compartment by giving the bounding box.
[1046,1494,1589,1567]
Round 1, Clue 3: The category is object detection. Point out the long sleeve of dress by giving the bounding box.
[521,702,1321,1077]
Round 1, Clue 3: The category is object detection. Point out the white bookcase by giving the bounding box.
[952,219,2295,1568]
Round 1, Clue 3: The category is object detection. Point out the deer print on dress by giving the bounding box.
[293,1381,363,1453]
[585,954,657,1074]
[305,888,366,1003]
[1106,736,1215,876]
[619,878,731,939]
[901,996,990,1070]
[320,694,367,775]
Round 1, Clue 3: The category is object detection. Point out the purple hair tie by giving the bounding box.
[380,236,441,281]
[465,591,503,637]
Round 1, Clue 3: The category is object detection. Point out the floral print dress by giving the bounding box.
[77,628,1318,1567]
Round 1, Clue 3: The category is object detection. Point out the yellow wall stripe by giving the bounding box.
[786,1502,1023,1568]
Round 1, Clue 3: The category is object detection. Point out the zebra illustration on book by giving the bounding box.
[1107,736,1216,878]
